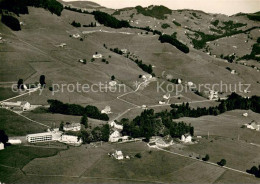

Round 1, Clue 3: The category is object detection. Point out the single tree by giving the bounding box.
[0,130,8,145]
[111,75,115,81]
[59,121,64,131]
[218,159,226,166]
[80,115,88,128]
[39,75,46,87]
[202,154,210,161]
[17,79,24,89]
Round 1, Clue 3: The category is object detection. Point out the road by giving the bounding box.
[155,147,252,176]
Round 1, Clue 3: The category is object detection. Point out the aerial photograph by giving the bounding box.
[0,0,259,183]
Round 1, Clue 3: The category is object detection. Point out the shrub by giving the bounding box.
[202,154,209,161]
[172,21,181,26]
[71,20,81,27]
[217,159,226,166]
[135,153,142,158]
[161,23,170,29]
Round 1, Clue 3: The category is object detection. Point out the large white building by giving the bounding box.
[114,150,124,160]
[59,135,82,146]
[26,131,62,143]
[109,130,121,142]
[109,121,123,130]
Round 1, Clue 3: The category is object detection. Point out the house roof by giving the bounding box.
[64,123,81,128]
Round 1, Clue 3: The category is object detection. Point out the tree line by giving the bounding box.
[47,100,109,121]
[170,93,259,119]
[159,34,190,53]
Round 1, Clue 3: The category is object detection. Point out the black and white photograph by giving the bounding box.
[0,0,259,183]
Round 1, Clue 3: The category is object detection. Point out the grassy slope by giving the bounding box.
[0,108,47,136]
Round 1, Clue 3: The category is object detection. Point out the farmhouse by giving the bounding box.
[109,121,123,130]
[121,49,128,54]
[181,134,192,143]
[114,150,124,160]
[243,112,248,117]
[208,90,218,100]
[0,101,31,111]
[101,106,112,114]
[231,70,236,74]
[148,136,173,148]
[187,81,194,86]
[63,122,81,132]
[0,142,4,150]
[142,74,152,81]
[72,33,81,38]
[93,53,103,58]
[159,100,166,105]
[109,81,117,87]
[163,93,170,100]
[109,130,121,142]
[245,121,260,131]
[59,135,82,146]
[58,43,66,47]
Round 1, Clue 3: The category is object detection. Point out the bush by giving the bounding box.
[161,23,170,29]
[217,159,226,166]
[135,153,142,158]
[135,5,172,20]
[172,21,181,26]
[202,154,209,161]
[71,20,81,27]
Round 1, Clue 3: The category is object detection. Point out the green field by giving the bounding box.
[0,108,47,136]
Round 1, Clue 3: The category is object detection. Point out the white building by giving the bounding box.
[63,122,81,132]
[187,81,194,87]
[231,70,236,74]
[72,33,81,38]
[109,130,121,142]
[121,49,128,54]
[0,101,31,111]
[181,134,192,143]
[0,142,4,150]
[109,121,123,130]
[8,139,22,145]
[93,53,103,59]
[163,94,170,100]
[243,112,248,117]
[208,90,218,100]
[101,106,112,114]
[59,135,82,146]
[245,121,260,131]
[142,74,152,81]
[58,43,67,48]
[26,131,62,143]
[109,81,117,87]
[177,79,182,84]
[159,100,166,105]
[114,150,124,160]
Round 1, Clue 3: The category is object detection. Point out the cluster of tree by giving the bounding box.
[202,154,210,161]
[120,109,194,141]
[211,20,219,27]
[135,5,172,20]
[191,12,201,19]
[221,54,236,63]
[1,13,21,31]
[92,11,130,29]
[219,20,247,33]
[247,12,260,21]
[47,100,109,121]
[71,20,81,27]
[161,23,170,29]
[134,59,154,75]
[159,34,189,53]
[0,130,8,145]
[170,93,260,119]
[83,22,96,27]
[79,124,110,143]
[247,165,260,178]
[172,21,181,26]
[110,48,124,55]
[187,26,258,49]
[240,37,260,62]
[0,0,63,16]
